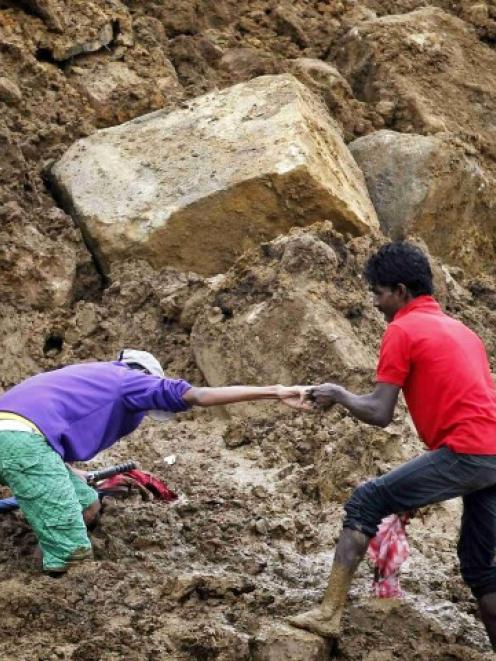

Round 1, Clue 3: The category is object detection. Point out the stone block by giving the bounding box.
[51,74,378,276]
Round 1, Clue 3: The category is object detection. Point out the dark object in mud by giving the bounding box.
[0,461,137,511]
[86,461,137,485]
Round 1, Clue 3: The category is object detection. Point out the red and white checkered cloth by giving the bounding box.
[367,514,410,598]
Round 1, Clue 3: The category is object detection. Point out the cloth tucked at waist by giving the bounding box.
[0,412,42,435]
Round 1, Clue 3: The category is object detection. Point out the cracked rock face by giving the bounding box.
[50,74,379,276]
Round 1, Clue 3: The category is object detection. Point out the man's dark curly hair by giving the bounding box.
[363,241,433,297]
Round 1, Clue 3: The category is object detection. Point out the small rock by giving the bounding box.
[0,77,22,104]
[252,486,269,499]
[252,623,331,661]
[219,48,278,80]
[274,5,309,48]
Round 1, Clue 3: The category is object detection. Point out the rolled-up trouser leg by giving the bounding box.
[0,430,95,572]
[343,447,496,538]
[458,486,496,597]
[67,468,99,512]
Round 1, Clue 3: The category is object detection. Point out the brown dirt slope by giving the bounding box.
[2,1,496,659]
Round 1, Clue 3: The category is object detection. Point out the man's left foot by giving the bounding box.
[287,607,341,638]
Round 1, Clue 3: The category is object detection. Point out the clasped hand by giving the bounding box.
[307,383,344,409]
[277,383,343,412]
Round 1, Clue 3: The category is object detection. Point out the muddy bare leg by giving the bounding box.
[287,528,370,638]
[478,593,496,651]
[83,499,101,531]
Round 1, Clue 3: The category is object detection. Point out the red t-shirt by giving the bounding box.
[376,296,496,454]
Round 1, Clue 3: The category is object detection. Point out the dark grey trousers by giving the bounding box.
[344,446,496,597]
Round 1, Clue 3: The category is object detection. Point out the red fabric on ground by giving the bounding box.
[98,469,177,502]
[367,514,410,598]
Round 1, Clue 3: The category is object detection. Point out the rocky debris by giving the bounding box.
[168,571,255,602]
[52,21,114,62]
[21,0,65,31]
[191,227,378,414]
[168,33,224,92]
[0,202,78,309]
[349,130,496,271]
[3,1,496,659]
[69,58,182,126]
[0,305,51,388]
[51,74,379,276]
[337,597,492,660]
[288,57,353,104]
[252,622,331,661]
[350,130,439,239]
[23,0,131,62]
[286,56,383,140]
[273,5,309,49]
[335,7,496,141]
[0,259,204,390]
[157,0,232,38]
[0,227,493,659]
[460,1,496,42]
[315,417,416,503]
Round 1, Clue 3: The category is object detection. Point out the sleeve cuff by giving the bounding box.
[376,373,405,387]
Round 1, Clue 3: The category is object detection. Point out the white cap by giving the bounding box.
[118,349,164,378]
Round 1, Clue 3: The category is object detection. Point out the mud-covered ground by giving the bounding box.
[0,412,493,660]
[3,0,496,659]
[2,231,496,659]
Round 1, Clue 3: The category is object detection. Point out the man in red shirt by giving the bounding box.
[288,242,496,650]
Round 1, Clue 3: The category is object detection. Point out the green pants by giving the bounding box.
[0,430,98,571]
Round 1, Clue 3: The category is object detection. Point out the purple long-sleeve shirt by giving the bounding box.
[0,362,192,461]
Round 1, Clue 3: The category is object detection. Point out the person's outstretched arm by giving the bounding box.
[310,382,400,427]
[182,385,312,410]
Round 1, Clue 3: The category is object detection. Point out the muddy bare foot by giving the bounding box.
[287,607,341,638]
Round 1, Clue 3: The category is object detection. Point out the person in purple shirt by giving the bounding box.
[0,349,309,574]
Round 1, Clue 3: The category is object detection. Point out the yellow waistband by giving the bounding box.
[0,412,42,435]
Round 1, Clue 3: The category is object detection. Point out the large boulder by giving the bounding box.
[50,74,379,276]
[349,130,496,271]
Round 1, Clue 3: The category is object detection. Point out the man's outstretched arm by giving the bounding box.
[310,382,400,427]
[183,385,312,410]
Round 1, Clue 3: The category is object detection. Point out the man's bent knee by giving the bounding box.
[343,480,387,538]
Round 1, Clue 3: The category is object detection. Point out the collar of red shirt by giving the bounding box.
[392,295,440,322]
